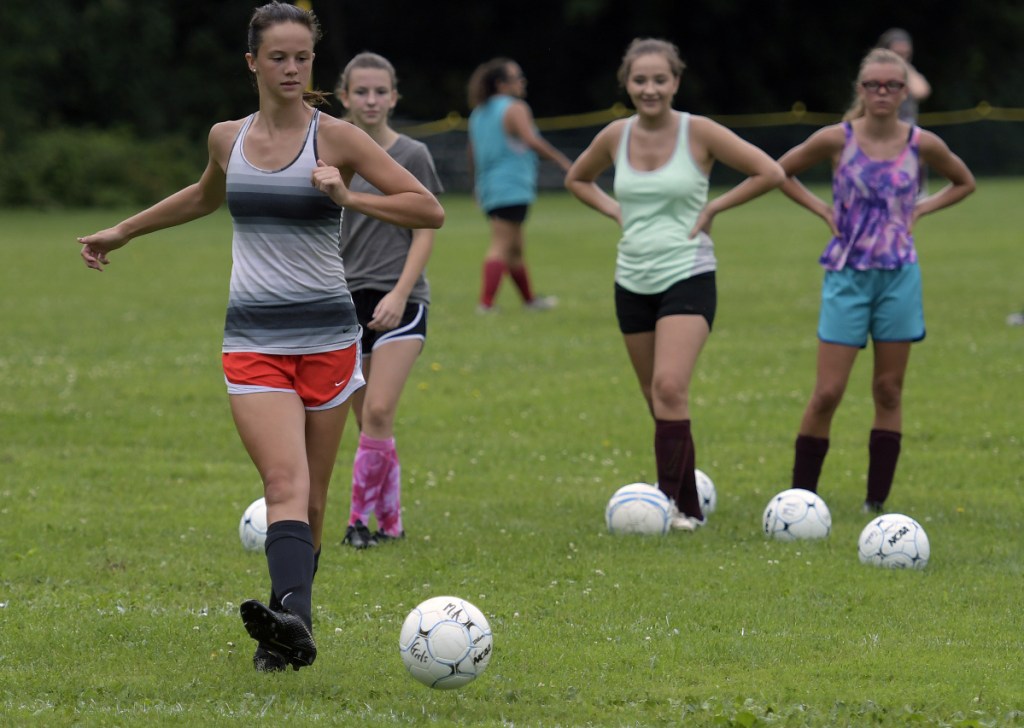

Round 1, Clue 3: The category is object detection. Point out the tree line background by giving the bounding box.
[1,0,1022,206]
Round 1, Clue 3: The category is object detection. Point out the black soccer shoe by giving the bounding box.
[373,529,405,544]
[342,520,378,549]
[253,643,288,673]
[240,599,317,671]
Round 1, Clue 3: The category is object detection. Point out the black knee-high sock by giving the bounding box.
[264,520,314,630]
[867,429,902,505]
[655,419,700,516]
[269,546,320,612]
[792,434,830,492]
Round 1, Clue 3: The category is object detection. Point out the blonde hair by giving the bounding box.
[617,38,686,87]
[842,48,909,121]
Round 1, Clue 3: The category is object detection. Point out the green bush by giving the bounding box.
[0,128,206,208]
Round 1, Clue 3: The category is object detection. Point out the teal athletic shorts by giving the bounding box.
[818,263,925,348]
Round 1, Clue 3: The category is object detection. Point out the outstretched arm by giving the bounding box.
[77,122,234,271]
[505,100,573,172]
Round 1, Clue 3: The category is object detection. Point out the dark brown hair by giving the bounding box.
[247,1,328,106]
[467,57,515,109]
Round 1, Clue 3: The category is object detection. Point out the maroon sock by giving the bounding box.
[792,434,829,492]
[655,419,701,517]
[508,264,535,302]
[481,259,506,307]
[867,429,901,505]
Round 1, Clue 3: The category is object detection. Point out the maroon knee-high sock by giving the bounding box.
[867,429,901,505]
[655,419,701,517]
[792,434,829,492]
[481,259,506,307]
[508,264,535,303]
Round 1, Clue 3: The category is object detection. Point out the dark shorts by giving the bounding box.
[615,272,717,334]
[351,288,428,354]
[486,204,529,223]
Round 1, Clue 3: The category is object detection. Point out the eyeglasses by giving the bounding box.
[861,80,906,93]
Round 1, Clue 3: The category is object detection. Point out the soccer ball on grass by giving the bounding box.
[762,488,832,540]
[399,596,493,689]
[858,513,930,569]
[605,483,672,535]
[695,468,717,515]
[239,497,268,552]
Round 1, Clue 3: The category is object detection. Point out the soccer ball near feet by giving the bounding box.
[762,488,832,540]
[858,513,930,569]
[605,483,672,535]
[239,497,268,552]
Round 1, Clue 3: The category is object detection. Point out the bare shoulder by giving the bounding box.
[595,118,629,146]
[803,123,846,151]
[208,118,245,166]
[917,128,950,152]
[316,113,372,165]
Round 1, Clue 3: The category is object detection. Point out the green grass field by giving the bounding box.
[1,181,1022,726]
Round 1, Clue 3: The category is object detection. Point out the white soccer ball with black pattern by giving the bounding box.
[605,483,672,535]
[762,488,832,540]
[399,596,493,689]
[238,497,268,552]
[858,513,930,569]
[695,469,717,515]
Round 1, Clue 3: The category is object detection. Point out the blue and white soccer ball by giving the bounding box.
[239,497,268,552]
[858,513,930,569]
[762,488,832,540]
[605,483,672,535]
[695,469,717,515]
[399,596,493,689]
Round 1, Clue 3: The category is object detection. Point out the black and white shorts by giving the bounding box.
[351,289,428,355]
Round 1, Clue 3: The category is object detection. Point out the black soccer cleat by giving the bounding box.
[342,520,378,549]
[240,599,316,671]
[253,643,288,673]
[373,529,405,544]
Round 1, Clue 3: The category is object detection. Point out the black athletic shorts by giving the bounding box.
[486,204,529,223]
[351,288,428,354]
[614,272,717,334]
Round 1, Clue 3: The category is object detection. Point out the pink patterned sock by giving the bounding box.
[376,440,403,536]
[349,433,392,527]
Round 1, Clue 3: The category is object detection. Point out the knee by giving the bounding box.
[809,385,844,414]
[651,375,688,412]
[360,400,394,433]
[873,377,903,412]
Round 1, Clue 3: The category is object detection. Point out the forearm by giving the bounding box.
[916,180,975,219]
[340,190,444,230]
[566,180,619,221]
[115,184,220,239]
[391,232,434,299]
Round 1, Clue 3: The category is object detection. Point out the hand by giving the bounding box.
[311,159,348,204]
[368,290,407,331]
[689,207,715,238]
[821,206,840,237]
[77,227,130,271]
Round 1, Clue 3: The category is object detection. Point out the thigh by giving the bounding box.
[622,331,656,403]
[872,264,925,343]
[230,391,310,521]
[819,269,870,348]
[653,315,709,393]
[487,216,525,258]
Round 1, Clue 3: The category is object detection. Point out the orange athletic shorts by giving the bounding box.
[222,346,365,411]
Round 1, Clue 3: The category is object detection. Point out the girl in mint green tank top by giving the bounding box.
[566,38,784,527]
[613,111,716,294]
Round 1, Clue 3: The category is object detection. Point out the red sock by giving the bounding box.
[481,259,506,307]
[508,264,534,303]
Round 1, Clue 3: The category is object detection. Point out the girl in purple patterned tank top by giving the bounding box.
[776,47,974,513]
